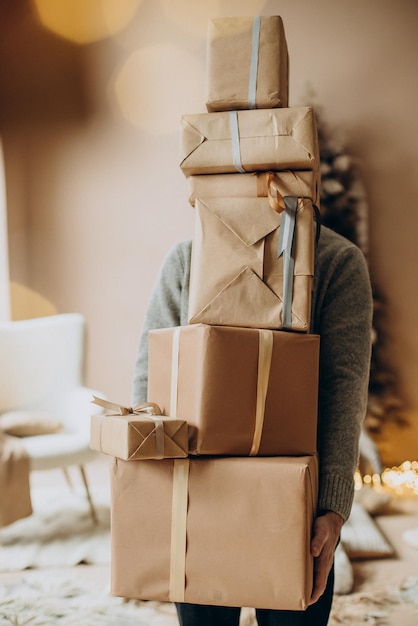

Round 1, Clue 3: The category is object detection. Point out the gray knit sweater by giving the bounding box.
[131,226,373,521]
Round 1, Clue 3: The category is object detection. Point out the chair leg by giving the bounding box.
[79,465,98,525]
[62,467,74,490]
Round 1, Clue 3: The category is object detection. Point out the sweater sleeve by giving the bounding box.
[131,241,191,404]
[313,231,373,521]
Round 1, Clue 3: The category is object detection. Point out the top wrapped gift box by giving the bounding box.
[205,16,288,112]
[179,107,319,176]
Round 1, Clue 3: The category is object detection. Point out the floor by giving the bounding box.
[1,455,418,616]
[351,495,418,592]
[0,454,113,588]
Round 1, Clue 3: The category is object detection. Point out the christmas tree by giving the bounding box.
[316,108,407,436]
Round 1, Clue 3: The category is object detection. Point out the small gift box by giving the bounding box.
[205,15,289,112]
[111,454,318,610]
[90,397,188,460]
[179,107,319,176]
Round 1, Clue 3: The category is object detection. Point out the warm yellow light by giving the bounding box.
[113,43,204,135]
[371,473,382,487]
[381,461,418,496]
[354,470,363,490]
[32,0,141,45]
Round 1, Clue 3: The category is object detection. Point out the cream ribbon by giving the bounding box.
[91,396,166,459]
[169,458,190,602]
[249,330,274,456]
[170,327,181,417]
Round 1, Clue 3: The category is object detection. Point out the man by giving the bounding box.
[132,224,373,625]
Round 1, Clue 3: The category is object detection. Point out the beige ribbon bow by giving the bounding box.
[266,172,286,213]
[91,396,166,459]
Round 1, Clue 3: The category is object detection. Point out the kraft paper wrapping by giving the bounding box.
[187,170,321,208]
[147,324,319,456]
[90,398,188,460]
[179,107,319,176]
[206,16,288,112]
[188,196,316,331]
[111,455,318,610]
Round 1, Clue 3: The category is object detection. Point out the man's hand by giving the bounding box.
[309,510,344,605]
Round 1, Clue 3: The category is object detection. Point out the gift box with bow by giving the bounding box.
[147,324,319,456]
[188,193,318,332]
[90,397,188,460]
[187,170,320,208]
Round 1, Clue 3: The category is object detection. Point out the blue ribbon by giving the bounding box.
[248,16,261,109]
[229,111,246,173]
[277,197,297,329]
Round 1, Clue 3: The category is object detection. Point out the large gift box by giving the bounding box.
[179,107,319,176]
[111,454,318,610]
[188,196,317,332]
[205,16,288,112]
[187,170,320,208]
[90,398,188,460]
[147,324,319,456]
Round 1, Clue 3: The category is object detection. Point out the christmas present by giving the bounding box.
[111,454,318,610]
[205,16,288,112]
[188,196,317,331]
[90,397,188,460]
[187,170,321,207]
[179,107,319,176]
[147,324,319,456]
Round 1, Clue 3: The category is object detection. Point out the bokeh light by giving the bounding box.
[113,43,205,135]
[32,0,142,45]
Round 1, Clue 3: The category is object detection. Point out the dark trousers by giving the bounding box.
[176,565,334,626]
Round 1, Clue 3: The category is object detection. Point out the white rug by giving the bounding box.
[0,486,111,571]
[0,573,178,626]
[0,573,418,626]
[0,573,257,626]
[328,577,418,625]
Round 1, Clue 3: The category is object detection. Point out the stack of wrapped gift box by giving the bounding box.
[92,15,322,612]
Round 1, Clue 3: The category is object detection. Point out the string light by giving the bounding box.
[358,461,418,497]
[381,461,418,496]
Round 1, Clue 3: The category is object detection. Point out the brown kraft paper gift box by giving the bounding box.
[111,454,318,610]
[147,324,319,456]
[90,412,188,460]
[205,16,288,112]
[187,170,321,208]
[179,107,319,176]
[188,196,316,332]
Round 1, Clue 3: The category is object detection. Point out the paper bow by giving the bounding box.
[267,173,286,213]
[91,396,166,459]
[91,396,162,417]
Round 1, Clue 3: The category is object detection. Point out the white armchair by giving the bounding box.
[0,313,104,523]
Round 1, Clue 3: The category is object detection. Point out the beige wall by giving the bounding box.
[2,0,418,463]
